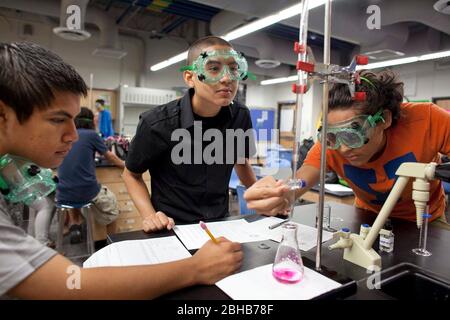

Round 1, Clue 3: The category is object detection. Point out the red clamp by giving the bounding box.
[296,61,315,73]
[292,84,308,94]
[294,42,306,54]
[355,55,368,65]
[353,92,366,101]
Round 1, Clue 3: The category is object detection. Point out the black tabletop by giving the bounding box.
[107,202,450,300]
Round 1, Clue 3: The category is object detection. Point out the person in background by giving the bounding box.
[95,99,114,138]
[56,107,124,243]
[0,42,243,299]
[244,70,450,230]
[123,36,257,233]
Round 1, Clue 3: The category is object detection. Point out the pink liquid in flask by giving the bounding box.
[272,267,303,284]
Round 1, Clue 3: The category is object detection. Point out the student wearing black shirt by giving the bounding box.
[123,36,257,232]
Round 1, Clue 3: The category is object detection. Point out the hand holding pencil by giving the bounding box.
[192,222,243,284]
[199,221,219,244]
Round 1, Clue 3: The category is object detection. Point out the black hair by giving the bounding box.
[187,36,232,65]
[75,107,95,130]
[0,42,87,123]
[95,99,105,106]
[328,70,404,127]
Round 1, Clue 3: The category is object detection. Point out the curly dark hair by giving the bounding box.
[328,70,404,126]
[75,107,95,130]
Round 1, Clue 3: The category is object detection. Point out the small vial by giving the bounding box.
[379,219,394,253]
[285,178,307,191]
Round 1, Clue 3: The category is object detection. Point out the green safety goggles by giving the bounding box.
[180,49,256,83]
[0,154,56,205]
[318,109,385,150]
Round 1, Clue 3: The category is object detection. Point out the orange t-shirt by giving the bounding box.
[303,103,450,222]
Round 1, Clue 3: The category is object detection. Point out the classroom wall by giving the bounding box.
[393,60,450,101]
[0,16,186,90]
[246,81,323,142]
[1,14,449,113]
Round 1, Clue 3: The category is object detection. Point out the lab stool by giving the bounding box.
[55,202,95,257]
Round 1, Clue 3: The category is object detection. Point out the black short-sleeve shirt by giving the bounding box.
[126,88,256,223]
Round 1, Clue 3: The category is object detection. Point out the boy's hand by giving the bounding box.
[142,211,175,232]
[244,176,292,216]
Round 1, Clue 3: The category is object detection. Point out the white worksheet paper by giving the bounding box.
[173,219,268,250]
[216,264,342,300]
[83,236,191,268]
[247,217,334,251]
[325,183,353,193]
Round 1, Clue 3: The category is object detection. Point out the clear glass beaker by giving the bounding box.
[272,223,304,284]
[323,203,337,232]
[412,212,432,257]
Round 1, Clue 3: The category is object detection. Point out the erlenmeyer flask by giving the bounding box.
[272,223,304,284]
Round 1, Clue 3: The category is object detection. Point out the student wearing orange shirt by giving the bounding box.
[244,70,450,229]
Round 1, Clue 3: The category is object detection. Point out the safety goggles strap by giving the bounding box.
[179,65,195,72]
[245,71,257,81]
[367,109,385,127]
[359,76,376,89]
[0,176,8,192]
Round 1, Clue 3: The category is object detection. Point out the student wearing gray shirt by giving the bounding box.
[0,197,57,296]
[0,42,242,299]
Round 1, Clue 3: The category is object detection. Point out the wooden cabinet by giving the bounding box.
[433,97,450,111]
[93,167,150,240]
[105,183,131,201]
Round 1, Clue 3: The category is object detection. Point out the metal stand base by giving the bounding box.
[412,248,432,257]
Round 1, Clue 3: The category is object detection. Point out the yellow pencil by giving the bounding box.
[199,221,219,244]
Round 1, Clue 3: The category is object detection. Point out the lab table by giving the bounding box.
[107,202,450,300]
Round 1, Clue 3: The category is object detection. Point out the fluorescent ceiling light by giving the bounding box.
[261,49,450,85]
[358,50,450,70]
[150,0,328,71]
[150,51,188,71]
[418,50,450,61]
[261,75,298,86]
[223,1,328,41]
[358,57,419,70]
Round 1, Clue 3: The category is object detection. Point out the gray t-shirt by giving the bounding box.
[0,195,57,296]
